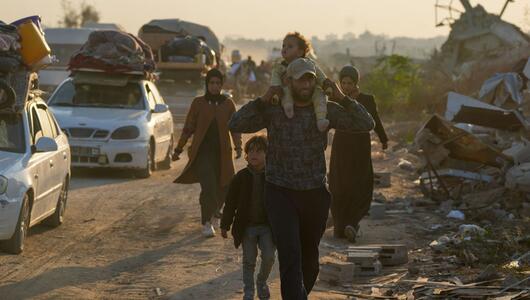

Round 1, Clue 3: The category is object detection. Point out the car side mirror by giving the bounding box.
[33,137,58,153]
[152,103,169,114]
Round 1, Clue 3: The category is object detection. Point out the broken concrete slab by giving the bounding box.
[346,250,380,266]
[445,92,528,131]
[319,256,355,285]
[503,142,530,165]
[505,163,530,192]
[369,202,386,220]
[479,73,525,107]
[353,260,382,277]
[416,115,512,168]
[347,244,408,267]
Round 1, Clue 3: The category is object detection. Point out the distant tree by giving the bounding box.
[363,55,422,111]
[59,0,100,28]
[342,32,356,40]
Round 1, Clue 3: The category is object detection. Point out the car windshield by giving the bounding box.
[0,113,25,153]
[49,81,145,110]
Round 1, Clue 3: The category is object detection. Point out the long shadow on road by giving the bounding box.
[69,168,140,190]
[0,234,203,299]
[167,268,242,300]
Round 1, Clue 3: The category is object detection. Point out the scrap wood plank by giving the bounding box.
[325,289,399,299]
[370,272,408,285]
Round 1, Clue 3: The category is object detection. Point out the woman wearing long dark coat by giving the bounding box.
[329,66,388,242]
[173,69,242,238]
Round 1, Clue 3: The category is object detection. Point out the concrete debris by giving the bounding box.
[416,64,530,222]
[504,252,530,270]
[319,255,355,285]
[374,172,391,188]
[398,159,414,171]
[506,163,530,192]
[348,244,408,266]
[446,92,528,132]
[457,224,486,239]
[479,73,525,108]
[503,142,530,165]
[437,0,530,98]
[416,115,512,168]
[429,235,453,252]
[446,210,465,220]
[369,202,386,220]
[524,58,530,80]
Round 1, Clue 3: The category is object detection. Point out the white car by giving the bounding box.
[48,73,174,178]
[0,97,70,254]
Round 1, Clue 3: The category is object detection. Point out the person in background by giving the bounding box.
[221,135,276,300]
[173,69,242,238]
[329,65,389,243]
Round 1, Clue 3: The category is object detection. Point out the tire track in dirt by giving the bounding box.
[0,162,189,292]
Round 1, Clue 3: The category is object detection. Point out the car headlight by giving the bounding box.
[0,176,7,195]
[111,126,140,140]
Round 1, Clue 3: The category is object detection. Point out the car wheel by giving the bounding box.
[136,143,154,178]
[159,137,173,170]
[44,178,68,227]
[1,194,30,254]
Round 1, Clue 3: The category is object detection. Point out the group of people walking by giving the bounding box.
[173,32,387,300]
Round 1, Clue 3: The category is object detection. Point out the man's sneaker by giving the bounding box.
[202,222,215,238]
[344,225,357,243]
[257,283,270,299]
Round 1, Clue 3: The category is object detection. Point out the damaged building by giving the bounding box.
[435,0,530,94]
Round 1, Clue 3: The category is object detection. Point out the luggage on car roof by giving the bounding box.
[69,30,156,74]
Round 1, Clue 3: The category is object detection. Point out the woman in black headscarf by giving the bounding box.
[329,66,389,242]
[173,69,242,238]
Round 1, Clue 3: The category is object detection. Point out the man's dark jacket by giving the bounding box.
[221,167,267,248]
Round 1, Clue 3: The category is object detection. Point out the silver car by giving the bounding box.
[0,97,70,254]
[48,74,174,178]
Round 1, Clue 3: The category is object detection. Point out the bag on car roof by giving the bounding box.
[69,30,155,73]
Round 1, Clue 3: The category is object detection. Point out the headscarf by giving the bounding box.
[205,68,227,104]
[339,65,360,83]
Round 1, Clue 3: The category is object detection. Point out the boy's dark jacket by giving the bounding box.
[221,167,267,248]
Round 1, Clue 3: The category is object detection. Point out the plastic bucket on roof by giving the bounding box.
[11,15,43,31]
[17,20,51,69]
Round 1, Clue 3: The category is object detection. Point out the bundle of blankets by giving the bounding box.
[0,21,20,110]
[160,36,214,65]
[0,21,21,75]
[69,30,156,74]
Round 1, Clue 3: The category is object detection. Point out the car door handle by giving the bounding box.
[49,160,54,168]
[63,152,67,160]
[34,174,38,180]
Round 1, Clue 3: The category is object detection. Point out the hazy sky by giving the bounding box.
[2,0,528,39]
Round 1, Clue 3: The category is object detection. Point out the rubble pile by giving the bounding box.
[379,56,530,299]
[415,58,530,221]
[69,30,156,74]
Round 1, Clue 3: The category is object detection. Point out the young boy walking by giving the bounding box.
[221,135,276,300]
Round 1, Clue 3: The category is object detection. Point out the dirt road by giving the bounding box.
[0,87,424,299]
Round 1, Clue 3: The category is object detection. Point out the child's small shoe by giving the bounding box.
[257,283,270,299]
[284,106,294,119]
[317,119,330,132]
